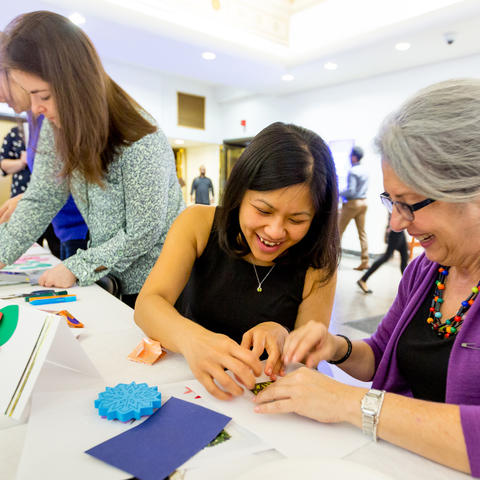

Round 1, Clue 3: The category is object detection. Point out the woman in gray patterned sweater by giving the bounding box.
[0,11,184,306]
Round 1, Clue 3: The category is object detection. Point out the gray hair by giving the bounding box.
[375,78,480,202]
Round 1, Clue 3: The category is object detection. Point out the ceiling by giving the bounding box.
[2,0,480,103]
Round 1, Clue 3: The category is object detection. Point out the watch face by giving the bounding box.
[362,396,379,415]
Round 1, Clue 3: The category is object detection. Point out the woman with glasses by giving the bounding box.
[254,79,480,477]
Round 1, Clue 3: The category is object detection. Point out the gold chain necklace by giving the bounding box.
[252,263,275,293]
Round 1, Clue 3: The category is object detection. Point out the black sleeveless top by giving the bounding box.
[396,282,455,402]
[175,210,309,345]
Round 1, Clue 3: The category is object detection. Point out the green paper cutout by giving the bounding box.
[0,305,19,346]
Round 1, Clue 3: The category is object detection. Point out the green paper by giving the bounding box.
[0,304,19,346]
[207,429,231,447]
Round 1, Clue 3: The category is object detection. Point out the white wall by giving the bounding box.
[104,60,223,145]
[218,95,289,140]
[185,145,220,206]
[4,51,479,255]
[218,53,480,254]
[107,53,480,254]
[0,58,225,144]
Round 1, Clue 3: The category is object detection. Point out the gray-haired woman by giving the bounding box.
[253,79,480,477]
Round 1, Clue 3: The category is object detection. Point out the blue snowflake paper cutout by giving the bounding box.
[94,382,162,421]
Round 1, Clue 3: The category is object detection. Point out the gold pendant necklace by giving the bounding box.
[252,263,275,293]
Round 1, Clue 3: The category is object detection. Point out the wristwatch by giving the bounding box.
[361,389,385,441]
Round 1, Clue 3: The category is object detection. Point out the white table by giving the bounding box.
[0,247,196,479]
[0,249,472,480]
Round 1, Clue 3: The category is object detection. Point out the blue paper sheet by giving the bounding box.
[85,396,231,480]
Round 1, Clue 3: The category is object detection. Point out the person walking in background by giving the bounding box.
[357,216,409,294]
[190,165,214,204]
[339,146,369,270]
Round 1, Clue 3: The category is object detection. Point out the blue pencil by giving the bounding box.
[29,296,77,306]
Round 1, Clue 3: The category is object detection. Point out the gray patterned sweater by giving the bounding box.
[0,120,185,294]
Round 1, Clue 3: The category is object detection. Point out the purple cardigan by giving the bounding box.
[364,253,480,476]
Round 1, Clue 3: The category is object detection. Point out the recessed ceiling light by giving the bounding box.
[281,74,295,82]
[201,52,216,60]
[324,62,338,71]
[69,12,86,26]
[395,42,411,51]
[174,139,185,145]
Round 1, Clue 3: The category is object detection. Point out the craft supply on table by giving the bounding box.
[0,246,55,285]
[2,251,53,272]
[128,337,166,364]
[24,290,68,301]
[251,381,273,395]
[86,397,231,480]
[28,295,77,306]
[0,271,29,276]
[0,271,31,286]
[94,382,162,421]
[55,310,83,328]
[40,308,83,328]
[0,269,46,286]
[0,305,19,347]
[0,289,68,301]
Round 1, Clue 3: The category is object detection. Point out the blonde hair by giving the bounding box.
[376,78,480,202]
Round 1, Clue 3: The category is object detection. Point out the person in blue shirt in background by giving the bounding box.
[338,146,370,270]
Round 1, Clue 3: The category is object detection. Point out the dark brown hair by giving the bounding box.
[217,122,340,284]
[2,11,157,185]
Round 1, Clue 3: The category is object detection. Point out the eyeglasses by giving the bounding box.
[380,192,435,222]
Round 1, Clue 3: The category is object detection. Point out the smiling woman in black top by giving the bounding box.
[135,122,340,400]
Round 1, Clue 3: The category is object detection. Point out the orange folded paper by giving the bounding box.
[128,337,166,365]
[48,309,84,328]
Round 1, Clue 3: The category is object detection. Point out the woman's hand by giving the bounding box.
[241,322,289,379]
[253,367,364,424]
[181,329,263,401]
[38,264,77,288]
[283,320,338,367]
[0,194,23,223]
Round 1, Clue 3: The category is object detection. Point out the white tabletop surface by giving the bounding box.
[0,247,472,479]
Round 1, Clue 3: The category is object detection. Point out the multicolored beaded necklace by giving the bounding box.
[427,266,480,339]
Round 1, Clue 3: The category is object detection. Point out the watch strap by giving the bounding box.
[361,389,385,441]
